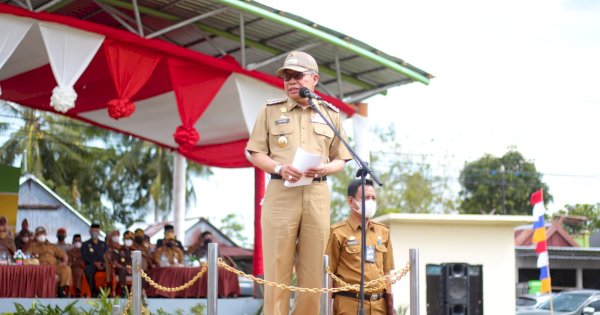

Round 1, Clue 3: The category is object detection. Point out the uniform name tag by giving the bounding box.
[366,246,376,263]
[275,118,290,125]
[311,114,327,124]
[346,239,359,246]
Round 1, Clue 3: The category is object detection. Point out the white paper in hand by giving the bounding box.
[284,147,322,187]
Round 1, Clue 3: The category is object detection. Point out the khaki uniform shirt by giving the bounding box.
[25,240,67,266]
[326,214,394,288]
[246,98,352,165]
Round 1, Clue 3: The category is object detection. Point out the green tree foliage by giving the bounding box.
[329,125,455,223]
[0,102,211,229]
[458,150,552,215]
[219,213,249,247]
[555,203,600,234]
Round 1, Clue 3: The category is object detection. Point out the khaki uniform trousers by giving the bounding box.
[261,179,330,315]
[333,295,387,315]
[56,264,73,287]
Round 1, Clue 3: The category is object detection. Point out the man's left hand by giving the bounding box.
[305,164,328,178]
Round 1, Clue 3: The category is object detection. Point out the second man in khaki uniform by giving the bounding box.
[327,179,395,315]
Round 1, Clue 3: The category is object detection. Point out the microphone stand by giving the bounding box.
[307,97,382,315]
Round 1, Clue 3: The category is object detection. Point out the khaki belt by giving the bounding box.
[334,291,385,301]
[270,174,327,182]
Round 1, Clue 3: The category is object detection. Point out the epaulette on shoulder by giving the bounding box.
[319,100,339,113]
[331,221,346,230]
[371,220,389,229]
[266,98,287,105]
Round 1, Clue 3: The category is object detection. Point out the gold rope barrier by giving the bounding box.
[140,263,208,292]
[216,258,411,294]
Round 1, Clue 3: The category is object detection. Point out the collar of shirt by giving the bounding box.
[347,211,375,232]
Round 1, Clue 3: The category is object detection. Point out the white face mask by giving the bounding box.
[124,239,133,247]
[74,242,82,249]
[111,236,120,244]
[37,235,46,242]
[353,198,378,219]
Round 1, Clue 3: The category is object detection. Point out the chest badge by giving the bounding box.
[89,248,94,253]
[280,106,287,113]
[277,135,288,148]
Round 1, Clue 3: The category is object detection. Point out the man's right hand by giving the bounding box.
[93,262,104,270]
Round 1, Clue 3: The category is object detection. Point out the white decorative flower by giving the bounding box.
[50,85,77,113]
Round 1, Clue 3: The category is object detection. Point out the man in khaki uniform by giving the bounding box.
[326,179,394,315]
[25,226,72,297]
[153,231,184,266]
[246,51,351,315]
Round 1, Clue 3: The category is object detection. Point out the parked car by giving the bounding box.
[516,290,600,315]
[516,294,553,311]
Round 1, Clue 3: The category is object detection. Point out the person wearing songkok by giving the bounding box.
[55,227,73,253]
[153,231,184,267]
[68,234,85,297]
[81,223,108,296]
[156,224,184,251]
[25,226,72,297]
[132,228,156,271]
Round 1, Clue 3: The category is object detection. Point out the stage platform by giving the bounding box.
[0,297,263,314]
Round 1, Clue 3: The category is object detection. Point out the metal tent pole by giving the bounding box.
[410,248,420,315]
[321,255,331,315]
[207,243,219,315]
[132,250,142,315]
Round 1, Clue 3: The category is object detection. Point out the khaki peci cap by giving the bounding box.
[275,51,319,76]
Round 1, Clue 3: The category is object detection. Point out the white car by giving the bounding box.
[516,294,552,311]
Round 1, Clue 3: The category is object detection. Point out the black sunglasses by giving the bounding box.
[281,71,313,81]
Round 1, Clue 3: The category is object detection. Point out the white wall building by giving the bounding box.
[377,213,533,314]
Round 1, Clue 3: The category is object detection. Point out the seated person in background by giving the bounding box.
[68,234,85,297]
[112,231,134,296]
[15,229,31,251]
[55,228,73,253]
[25,226,72,297]
[156,224,184,251]
[153,231,184,267]
[0,216,16,258]
[15,219,31,251]
[132,229,157,271]
[82,223,108,296]
[187,231,236,267]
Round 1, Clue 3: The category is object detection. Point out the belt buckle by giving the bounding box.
[370,293,380,301]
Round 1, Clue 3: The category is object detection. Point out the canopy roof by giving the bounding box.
[0,0,432,168]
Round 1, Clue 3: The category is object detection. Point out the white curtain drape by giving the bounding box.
[0,15,34,96]
[39,22,104,112]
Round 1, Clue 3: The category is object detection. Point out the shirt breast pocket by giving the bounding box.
[343,244,361,264]
[313,123,334,150]
[270,124,294,152]
[375,244,388,265]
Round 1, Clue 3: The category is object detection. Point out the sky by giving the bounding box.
[191,0,600,245]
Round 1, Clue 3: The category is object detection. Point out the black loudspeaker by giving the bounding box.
[426,263,483,315]
[426,264,443,315]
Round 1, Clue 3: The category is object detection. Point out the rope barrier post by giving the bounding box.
[132,250,142,315]
[112,303,120,315]
[321,255,331,315]
[208,243,219,315]
[409,248,420,315]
